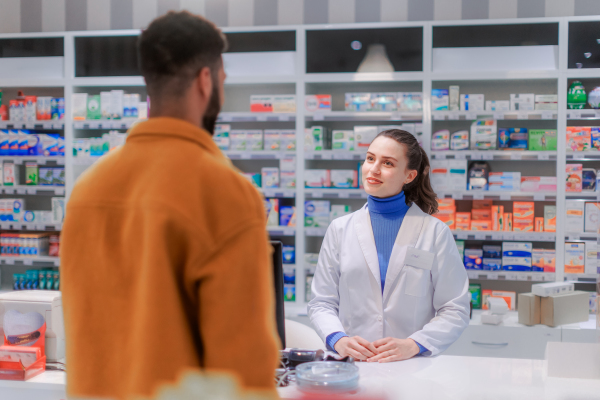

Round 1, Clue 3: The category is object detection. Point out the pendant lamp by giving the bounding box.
[357,44,394,73]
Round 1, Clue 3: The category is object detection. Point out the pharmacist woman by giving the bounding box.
[308,129,470,362]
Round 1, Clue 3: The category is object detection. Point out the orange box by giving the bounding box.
[434,212,455,230]
[437,198,455,210]
[492,205,504,231]
[513,201,535,219]
[535,217,544,232]
[455,212,471,230]
[473,200,493,209]
[482,290,516,311]
[504,213,513,231]
[471,220,492,231]
[513,221,534,232]
[472,209,492,221]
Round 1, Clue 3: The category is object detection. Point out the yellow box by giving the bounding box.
[513,201,535,219]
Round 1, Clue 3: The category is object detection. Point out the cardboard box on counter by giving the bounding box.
[541,291,590,327]
[518,293,541,326]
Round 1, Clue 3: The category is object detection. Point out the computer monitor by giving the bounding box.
[270,241,286,349]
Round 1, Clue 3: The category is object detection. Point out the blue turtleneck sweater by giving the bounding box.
[325,191,428,356]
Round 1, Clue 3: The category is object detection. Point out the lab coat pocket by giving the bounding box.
[404,248,433,297]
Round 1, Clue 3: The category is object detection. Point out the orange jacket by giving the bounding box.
[61,117,280,400]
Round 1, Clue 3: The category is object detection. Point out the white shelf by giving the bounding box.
[0,121,64,130]
[438,191,556,201]
[564,273,598,282]
[306,111,422,122]
[72,156,100,166]
[1,186,65,195]
[0,156,64,165]
[0,222,61,231]
[431,110,557,121]
[305,150,366,160]
[565,192,600,200]
[74,119,142,129]
[225,150,295,160]
[566,109,600,119]
[266,226,296,236]
[306,227,328,237]
[566,152,600,160]
[304,71,424,83]
[452,230,555,242]
[0,256,59,266]
[217,112,295,122]
[466,270,555,282]
[565,232,600,241]
[432,150,556,161]
[260,188,296,198]
[305,188,367,199]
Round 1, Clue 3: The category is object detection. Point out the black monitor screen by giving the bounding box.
[270,241,286,349]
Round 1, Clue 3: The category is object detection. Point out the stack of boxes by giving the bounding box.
[304,201,352,229]
[345,92,423,112]
[565,163,600,193]
[305,124,422,151]
[214,125,296,152]
[241,156,296,190]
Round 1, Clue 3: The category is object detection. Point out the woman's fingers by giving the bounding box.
[378,354,403,363]
[353,336,378,355]
[372,337,392,348]
[367,351,390,362]
[349,340,375,358]
[347,347,367,361]
[373,342,395,354]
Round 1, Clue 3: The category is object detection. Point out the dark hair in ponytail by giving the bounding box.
[374,129,438,215]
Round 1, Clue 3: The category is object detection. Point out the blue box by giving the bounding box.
[464,249,483,270]
[483,258,502,271]
[283,245,295,264]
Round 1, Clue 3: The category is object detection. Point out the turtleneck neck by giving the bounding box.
[367,191,409,215]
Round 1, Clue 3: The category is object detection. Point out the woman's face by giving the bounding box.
[362,136,418,198]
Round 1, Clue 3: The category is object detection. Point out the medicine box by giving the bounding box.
[498,128,528,150]
[272,95,296,113]
[472,209,491,220]
[345,93,371,112]
[470,120,497,150]
[370,93,398,112]
[585,242,597,274]
[566,127,591,152]
[535,217,544,232]
[431,89,449,111]
[566,164,583,192]
[229,130,247,151]
[485,100,510,112]
[332,130,355,151]
[460,94,485,111]
[450,130,469,150]
[455,240,465,258]
[280,206,296,227]
[305,95,332,113]
[354,126,379,149]
[492,206,504,231]
[487,290,516,311]
[330,170,358,188]
[582,168,596,192]
[541,291,590,327]
[447,160,468,190]
[431,130,450,151]
[520,176,557,192]
[464,249,483,269]
[565,242,585,274]
[280,172,296,189]
[246,130,263,151]
[544,205,556,232]
[510,93,535,111]
[397,92,423,112]
[565,200,585,232]
[305,169,331,188]
[251,95,274,112]
[306,126,330,151]
[585,202,600,232]
[305,200,331,228]
[264,198,279,226]
[430,160,449,191]
[471,220,491,231]
[489,172,521,191]
[592,128,600,150]
[528,129,557,151]
[456,212,471,230]
[264,130,281,151]
[502,256,532,271]
[503,242,532,258]
[261,167,279,189]
[483,245,501,258]
[543,249,556,272]
[483,258,502,271]
[280,156,296,172]
[449,86,459,111]
[280,130,296,151]
[513,202,534,220]
[532,249,546,272]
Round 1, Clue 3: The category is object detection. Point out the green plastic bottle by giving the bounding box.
[567,81,587,109]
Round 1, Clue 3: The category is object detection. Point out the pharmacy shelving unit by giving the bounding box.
[1,17,600,307]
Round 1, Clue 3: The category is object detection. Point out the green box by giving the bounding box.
[87,95,102,120]
[455,239,465,259]
[469,283,482,309]
[25,162,38,185]
[528,129,557,151]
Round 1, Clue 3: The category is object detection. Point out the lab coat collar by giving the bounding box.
[354,203,427,304]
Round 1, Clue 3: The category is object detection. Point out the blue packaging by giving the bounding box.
[58,136,65,156]
[482,245,502,259]
[498,129,510,148]
[47,134,60,156]
[464,249,483,270]
[502,242,532,258]
[502,257,532,271]
[499,128,528,149]
[27,134,43,155]
[582,169,596,191]
[282,245,295,264]
[592,127,600,150]
[280,206,296,227]
[483,258,502,271]
[8,130,19,156]
[51,97,65,120]
[18,130,29,155]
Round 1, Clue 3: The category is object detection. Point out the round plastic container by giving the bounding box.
[295,361,359,393]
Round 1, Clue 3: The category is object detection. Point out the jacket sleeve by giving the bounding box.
[308,223,346,342]
[198,221,280,392]
[409,225,470,356]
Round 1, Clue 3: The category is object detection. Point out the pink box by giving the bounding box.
[566,164,583,193]
[520,176,557,192]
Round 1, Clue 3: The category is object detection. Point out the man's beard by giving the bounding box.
[203,81,221,136]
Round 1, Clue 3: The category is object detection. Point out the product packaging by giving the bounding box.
[370,93,398,111]
[585,242,597,274]
[246,130,263,151]
[213,124,230,151]
[584,202,600,232]
[510,93,535,111]
[456,212,471,230]
[281,130,296,152]
[565,242,585,273]
[544,205,556,232]
[229,130,247,151]
[431,89,449,111]
[535,217,544,232]
[354,126,378,149]
[345,93,371,112]
[397,92,423,111]
[492,206,504,231]
[470,120,497,150]
[305,169,331,188]
[332,130,355,151]
[431,130,450,151]
[469,283,482,309]
[450,130,469,150]
[261,167,279,188]
[242,173,261,188]
[330,170,357,188]
[520,176,557,192]
[460,94,485,111]
[448,86,460,111]
[280,206,296,227]
[305,95,332,113]
[518,293,541,325]
[489,172,521,191]
[264,198,279,226]
[582,169,596,192]
[566,164,583,192]
[283,245,295,264]
[3,162,18,186]
[263,130,281,151]
[528,129,557,151]
[499,128,528,150]
[467,161,490,190]
[464,249,483,269]
[566,200,585,232]
[304,200,331,227]
[541,291,590,327]
[485,100,510,112]
[566,127,591,152]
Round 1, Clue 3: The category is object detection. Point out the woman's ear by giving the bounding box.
[404,170,418,185]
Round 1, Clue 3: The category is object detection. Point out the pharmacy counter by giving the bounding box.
[277,355,600,400]
[0,371,66,400]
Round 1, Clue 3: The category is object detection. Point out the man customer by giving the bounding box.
[61,11,280,400]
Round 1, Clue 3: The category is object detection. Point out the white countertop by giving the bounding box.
[277,355,600,400]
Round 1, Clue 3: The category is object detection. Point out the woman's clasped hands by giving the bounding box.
[334,336,420,363]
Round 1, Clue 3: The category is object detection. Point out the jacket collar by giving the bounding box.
[127,117,223,157]
[353,203,427,304]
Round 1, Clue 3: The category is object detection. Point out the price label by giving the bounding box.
[74,121,84,129]
[0,223,8,230]
[466,112,477,120]
[4,188,14,194]
[517,273,529,281]
[455,152,466,159]
[573,153,585,160]
[488,273,498,280]
[545,274,556,282]
[493,113,504,120]
[339,192,350,198]
[568,235,580,241]
[433,113,445,121]
[482,153,494,160]
[505,273,517,280]
[5,258,14,265]
[533,194,545,201]
[55,188,65,195]
[491,233,503,240]
[23,259,33,266]
[25,123,34,129]
[332,153,348,160]
[35,224,45,231]
[538,153,550,160]
[452,193,463,200]
[313,113,324,121]
[510,153,522,160]
[390,112,402,121]
[57,158,65,165]
[473,193,485,200]
[478,274,488,280]
[500,193,511,201]
[475,233,486,240]
[43,122,53,129]
[449,113,459,121]
[279,115,290,122]
[311,191,323,198]
[433,153,446,159]
[13,158,22,165]
[470,153,482,160]
[90,121,100,129]
[504,234,514,241]
[457,233,468,240]
[542,111,553,120]
[257,115,268,122]
[16,188,26,195]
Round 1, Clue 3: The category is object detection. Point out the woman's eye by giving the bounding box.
[385,161,393,166]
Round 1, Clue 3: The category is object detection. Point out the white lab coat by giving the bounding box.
[308,203,470,356]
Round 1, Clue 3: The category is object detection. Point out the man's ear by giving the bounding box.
[196,66,213,99]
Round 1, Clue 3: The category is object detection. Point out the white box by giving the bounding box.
[280,155,296,172]
[485,100,510,112]
[332,130,354,151]
[535,94,558,103]
[354,126,378,149]
[272,95,296,113]
[51,197,65,224]
[565,242,586,274]
[370,93,398,112]
[229,130,247,151]
[431,89,449,111]
[280,130,296,151]
[535,103,558,110]
[532,282,575,297]
[264,130,281,151]
[502,242,533,258]
[261,167,279,188]
[280,172,296,189]
[584,202,600,232]
[110,90,124,119]
[470,119,497,150]
[585,242,597,274]
[510,93,535,111]
[305,170,330,188]
[447,159,468,190]
[330,170,357,188]
[431,129,450,151]
[460,94,485,111]
[396,92,423,112]
[481,311,504,325]
[72,93,88,120]
[566,200,585,232]
[100,91,112,119]
[246,130,263,151]
[345,93,371,112]
[449,86,459,111]
[430,160,449,191]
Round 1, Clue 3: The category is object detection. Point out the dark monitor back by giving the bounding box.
[271,241,286,349]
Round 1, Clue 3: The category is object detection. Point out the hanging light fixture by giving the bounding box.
[357,44,394,73]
